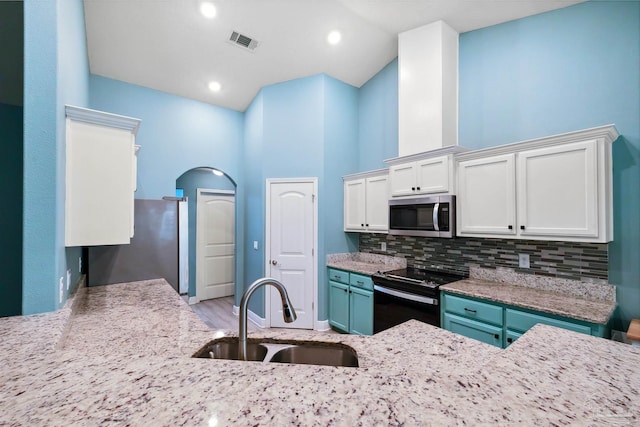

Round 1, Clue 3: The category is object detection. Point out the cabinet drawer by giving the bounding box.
[443,313,503,348]
[328,268,349,284]
[443,294,503,326]
[349,273,373,291]
[505,308,592,335]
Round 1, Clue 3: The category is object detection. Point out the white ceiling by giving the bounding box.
[84,0,584,112]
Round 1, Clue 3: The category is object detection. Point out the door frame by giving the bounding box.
[264,177,318,330]
[195,188,236,302]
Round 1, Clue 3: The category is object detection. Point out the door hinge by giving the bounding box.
[312,248,314,256]
[312,194,316,202]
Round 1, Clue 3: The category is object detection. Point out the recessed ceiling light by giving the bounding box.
[200,1,217,19]
[327,30,342,45]
[208,81,221,92]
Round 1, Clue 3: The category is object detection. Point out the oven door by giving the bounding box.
[373,284,440,333]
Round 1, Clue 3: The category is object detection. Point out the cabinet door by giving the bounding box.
[457,154,516,236]
[415,156,449,194]
[517,140,598,238]
[365,175,389,232]
[344,178,366,231]
[328,281,349,332]
[65,120,134,246]
[505,308,592,335]
[443,313,503,347]
[389,163,417,197]
[349,286,373,335]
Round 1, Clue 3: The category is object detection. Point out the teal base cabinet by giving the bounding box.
[328,268,373,335]
[441,292,609,349]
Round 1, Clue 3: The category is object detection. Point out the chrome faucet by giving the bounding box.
[238,277,297,360]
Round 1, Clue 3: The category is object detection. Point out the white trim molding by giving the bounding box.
[65,105,141,135]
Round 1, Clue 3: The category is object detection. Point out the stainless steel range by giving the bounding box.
[371,267,467,333]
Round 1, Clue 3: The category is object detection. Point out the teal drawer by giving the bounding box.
[443,313,503,348]
[505,308,592,335]
[505,330,523,347]
[328,268,349,284]
[349,273,373,291]
[443,294,503,326]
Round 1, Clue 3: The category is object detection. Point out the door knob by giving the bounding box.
[271,260,278,265]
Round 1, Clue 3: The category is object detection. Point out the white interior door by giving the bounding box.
[266,179,316,329]
[196,190,235,301]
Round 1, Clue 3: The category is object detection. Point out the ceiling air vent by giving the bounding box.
[228,31,259,51]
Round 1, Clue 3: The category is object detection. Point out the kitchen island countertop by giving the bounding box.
[1,279,638,425]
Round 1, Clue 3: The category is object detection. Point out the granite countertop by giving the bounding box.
[326,252,406,275]
[1,279,639,425]
[441,278,616,325]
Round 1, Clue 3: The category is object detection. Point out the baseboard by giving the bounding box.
[233,305,267,329]
[188,296,199,305]
[315,319,330,331]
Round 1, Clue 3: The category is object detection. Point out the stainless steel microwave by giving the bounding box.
[388,195,455,238]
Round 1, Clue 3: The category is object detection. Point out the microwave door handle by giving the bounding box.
[433,202,440,231]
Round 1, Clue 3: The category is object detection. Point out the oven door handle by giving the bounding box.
[374,285,438,306]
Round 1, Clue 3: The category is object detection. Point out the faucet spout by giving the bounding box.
[238,278,297,360]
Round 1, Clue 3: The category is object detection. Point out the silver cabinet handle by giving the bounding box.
[271,260,277,265]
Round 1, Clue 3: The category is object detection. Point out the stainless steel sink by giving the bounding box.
[193,338,268,361]
[270,344,359,367]
[193,338,358,367]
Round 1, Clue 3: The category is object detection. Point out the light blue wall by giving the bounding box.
[458,1,640,329]
[357,58,399,171]
[241,75,358,318]
[321,76,359,318]
[90,76,246,301]
[0,103,23,316]
[242,91,266,312]
[89,75,245,200]
[23,0,89,314]
[176,168,236,297]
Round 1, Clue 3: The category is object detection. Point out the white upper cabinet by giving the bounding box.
[344,171,389,233]
[518,141,599,238]
[456,126,618,243]
[389,154,454,197]
[458,154,516,236]
[65,106,141,247]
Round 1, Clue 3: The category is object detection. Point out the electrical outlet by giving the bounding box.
[59,277,64,303]
[519,253,530,268]
[381,242,387,252]
[66,269,71,290]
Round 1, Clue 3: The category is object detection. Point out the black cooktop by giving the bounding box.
[378,267,467,285]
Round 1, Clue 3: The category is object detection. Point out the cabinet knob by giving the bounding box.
[343,289,348,293]
[494,334,500,340]
[507,337,513,343]
[520,225,526,230]
[416,186,420,191]
[508,225,513,230]
[361,223,364,227]
[349,290,352,294]
[365,224,369,227]
[411,187,416,191]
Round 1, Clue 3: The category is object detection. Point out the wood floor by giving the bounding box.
[190,296,338,335]
[190,296,259,332]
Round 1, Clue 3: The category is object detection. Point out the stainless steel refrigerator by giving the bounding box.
[88,198,188,293]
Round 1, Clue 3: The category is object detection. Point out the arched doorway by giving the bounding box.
[176,167,237,302]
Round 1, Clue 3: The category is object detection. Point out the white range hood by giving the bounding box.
[398,20,459,157]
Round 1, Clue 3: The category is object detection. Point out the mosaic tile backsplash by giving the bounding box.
[359,234,608,283]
